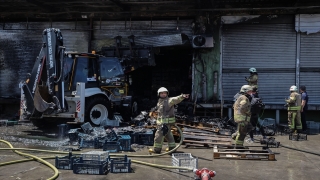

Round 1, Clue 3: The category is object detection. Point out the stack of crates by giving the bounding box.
[73,151,109,175]
[103,131,132,152]
[109,155,132,173]
[172,153,198,172]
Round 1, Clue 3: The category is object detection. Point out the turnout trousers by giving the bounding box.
[153,123,176,153]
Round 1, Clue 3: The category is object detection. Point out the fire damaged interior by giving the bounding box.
[1,0,320,121]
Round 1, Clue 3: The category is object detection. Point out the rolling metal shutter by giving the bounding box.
[300,33,320,104]
[222,23,296,104]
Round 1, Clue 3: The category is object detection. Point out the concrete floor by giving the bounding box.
[0,123,320,180]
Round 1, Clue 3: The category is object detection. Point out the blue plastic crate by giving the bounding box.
[118,135,131,151]
[79,137,99,149]
[109,155,132,173]
[103,141,121,153]
[55,152,78,170]
[131,131,154,145]
[73,157,108,175]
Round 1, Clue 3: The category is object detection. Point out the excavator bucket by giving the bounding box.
[33,85,55,113]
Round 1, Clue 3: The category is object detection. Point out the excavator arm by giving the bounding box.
[21,28,65,118]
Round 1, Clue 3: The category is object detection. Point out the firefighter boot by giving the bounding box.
[166,146,176,155]
[149,147,162,154]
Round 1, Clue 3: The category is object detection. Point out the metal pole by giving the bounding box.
[219,22,224,119]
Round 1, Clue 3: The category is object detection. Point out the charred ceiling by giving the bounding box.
[1,0,320,21]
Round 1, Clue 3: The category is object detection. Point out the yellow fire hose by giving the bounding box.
[0,125,193,180]
[0,139,59,180]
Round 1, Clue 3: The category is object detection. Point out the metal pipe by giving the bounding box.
[219,22,223,119]
[296,31,301,87]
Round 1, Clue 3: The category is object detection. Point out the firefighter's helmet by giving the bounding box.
[290,85,298,92]
[157,87,169,95]
[240,85,253,93]
[249,67,257,73]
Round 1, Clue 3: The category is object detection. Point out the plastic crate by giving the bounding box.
[289,133,307,141]
[55,152,78,170]
[81,122,93,134]
[68,128,80,142]
[131,131,154,145]
[172,153,198,172]
[73,158,108,175]
[79,137,99,149]
[118,135,131,151]
[81,151,109,161]
[109,155,132,173]
[103,141,121,153]
[106,130,119,141]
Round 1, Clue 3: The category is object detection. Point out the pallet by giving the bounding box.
[213,146,275,161]
[183,135,232,148]
[176,123,218,133]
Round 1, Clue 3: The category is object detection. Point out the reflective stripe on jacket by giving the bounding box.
[156,95,184,124]
[286,92,302,111]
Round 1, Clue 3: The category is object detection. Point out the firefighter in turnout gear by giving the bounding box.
[233,85,253,147]
[285,85,302,133]
[151,87,189,154]
[245,67,258,90]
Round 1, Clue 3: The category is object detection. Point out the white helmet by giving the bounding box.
[240,85,253,93]
[290,85,298,92]
[157,87,169,95]
[249,67,257,73]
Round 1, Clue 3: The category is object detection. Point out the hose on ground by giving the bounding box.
[0,139,59,180]
[252,136,320,156]
[279,144,320,156]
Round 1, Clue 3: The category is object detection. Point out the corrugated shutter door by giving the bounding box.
[222,23,296,104]
[300,33,320,104]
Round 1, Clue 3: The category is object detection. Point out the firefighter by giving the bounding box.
[233,85,253,147]
[151,87,189,154]
[285,85,302,133]
[245,67,258,90]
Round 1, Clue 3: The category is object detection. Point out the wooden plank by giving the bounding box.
[183,139,231,145]
[183,131,230,138]
[176,123,218,133]
[212,146,275,161]
[183,135,231,142]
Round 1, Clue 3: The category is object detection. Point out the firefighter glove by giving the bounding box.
[161,124,169,136]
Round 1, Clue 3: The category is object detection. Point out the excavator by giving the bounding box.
[19,28,155,127]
